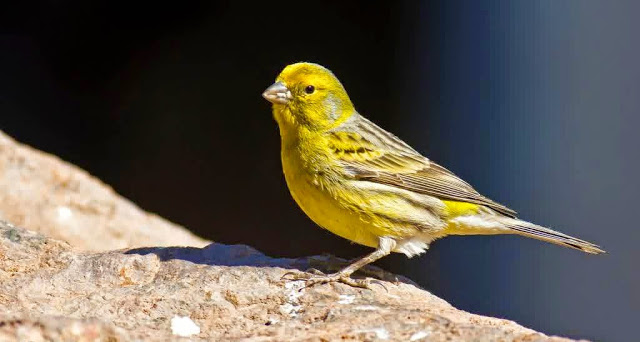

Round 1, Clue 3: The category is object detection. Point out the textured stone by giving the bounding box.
[0,131,208,251]
[0,131,589,341]
[0,222,584,342]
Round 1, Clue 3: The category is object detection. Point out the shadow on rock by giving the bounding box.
[125,243,413,284]
[125,243,303,267]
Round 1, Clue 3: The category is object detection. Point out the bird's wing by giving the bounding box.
[329,113,517,217]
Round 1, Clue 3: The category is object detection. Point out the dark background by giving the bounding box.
[1,1,637,340]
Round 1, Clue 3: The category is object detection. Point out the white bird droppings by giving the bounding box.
[356,327,389,340]
[338,294,355,304]
[279,303,302,317]
[170,316,200,337]
[284,281,305,301]
[69,321,83,335]
[281,281,305,317]
[410,331,430,341]
[372,328,390,340]
[57,206,72,220]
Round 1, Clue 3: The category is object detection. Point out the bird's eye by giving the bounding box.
[304,85,315,94]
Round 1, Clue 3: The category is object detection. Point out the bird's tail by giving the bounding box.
[448,215,605,254]
[506,218,604,254]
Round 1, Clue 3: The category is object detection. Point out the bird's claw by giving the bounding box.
[369,279,389,292]
[281,268,325,281]
[304,268,327,276]
[281,270,377,290]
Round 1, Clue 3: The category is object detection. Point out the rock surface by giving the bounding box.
[0,222,583,342]
[0,131,588,341]
[0,131,208,251]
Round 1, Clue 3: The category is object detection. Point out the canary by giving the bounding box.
[262,62,604,288]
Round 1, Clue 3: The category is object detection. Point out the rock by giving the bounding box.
[0,131,208,251]
[0,131,588,341]
[0,222,584,341]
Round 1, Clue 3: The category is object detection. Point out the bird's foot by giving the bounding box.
[307,255,399,283]
[281,269,383,290]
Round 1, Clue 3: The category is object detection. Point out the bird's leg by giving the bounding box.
[304,254,398,282]
[282,237,396,289]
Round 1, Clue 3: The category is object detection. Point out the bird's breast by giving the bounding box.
[280,141,381,248]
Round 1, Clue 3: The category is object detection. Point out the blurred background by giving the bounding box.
[1,0,637,340]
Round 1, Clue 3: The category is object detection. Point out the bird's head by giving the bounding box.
[263,62,355,131]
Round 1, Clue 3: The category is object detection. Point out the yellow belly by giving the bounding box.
[281,150,382,248]
[279,139,486,250]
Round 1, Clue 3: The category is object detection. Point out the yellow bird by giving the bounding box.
[262,62,604,288]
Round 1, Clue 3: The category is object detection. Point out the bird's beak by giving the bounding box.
[262,82,292,104]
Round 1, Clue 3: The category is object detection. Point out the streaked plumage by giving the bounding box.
[263,62,604,288]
